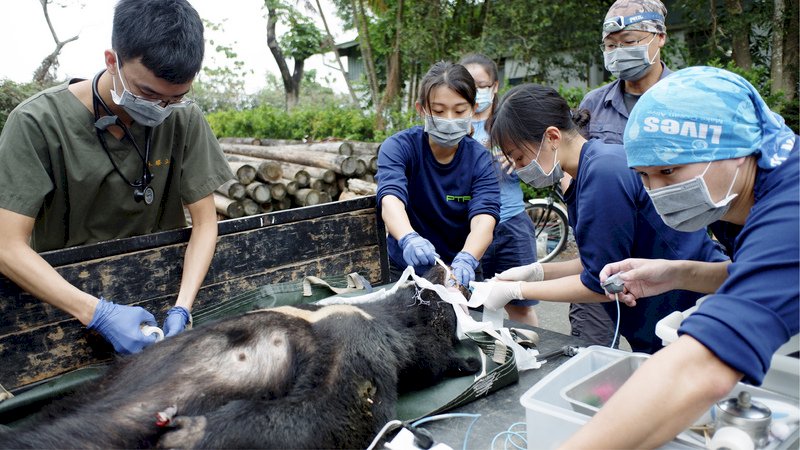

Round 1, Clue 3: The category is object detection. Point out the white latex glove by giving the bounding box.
[496,262,544,282]
[481,281,524,311]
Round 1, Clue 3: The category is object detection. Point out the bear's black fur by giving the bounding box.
[0,266,480,449]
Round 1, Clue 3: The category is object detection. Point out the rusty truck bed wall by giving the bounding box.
[0,196,388,392]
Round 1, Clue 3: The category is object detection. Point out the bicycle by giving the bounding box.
[525,186,570,263]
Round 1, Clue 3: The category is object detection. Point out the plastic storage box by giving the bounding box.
[561,354,648,415]
[520,346,799,450]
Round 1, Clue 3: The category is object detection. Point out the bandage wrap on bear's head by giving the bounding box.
[623,66,796,170]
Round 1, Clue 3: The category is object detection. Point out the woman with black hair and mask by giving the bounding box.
[375,61,500,286]
[478,83,728,353]
[459,54,539,326]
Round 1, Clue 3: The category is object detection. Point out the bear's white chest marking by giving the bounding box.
[271,304,373,323]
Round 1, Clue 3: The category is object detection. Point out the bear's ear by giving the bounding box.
[421,264,448,285]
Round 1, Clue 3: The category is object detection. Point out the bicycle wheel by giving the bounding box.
[526,201,569,263]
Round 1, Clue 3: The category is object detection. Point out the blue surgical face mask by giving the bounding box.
[516,134,564,188]
[603,34,659,81]
[111,54,188,127]
[475,87,494,113]
[424,114,472,148]
[646,161,739,232]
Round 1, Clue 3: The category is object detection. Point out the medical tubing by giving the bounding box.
[610,293,621,348]
[365,419,403,450]
[490,422,527,450]
[411,413,481,450]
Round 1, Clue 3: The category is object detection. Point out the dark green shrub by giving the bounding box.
[207,103,420,143]
[0,79,52,133]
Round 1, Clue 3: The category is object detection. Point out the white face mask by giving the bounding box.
[424,114,472,148]
[110,54,188,127]
[516,133,564,188]
[475,87,494,113]
[646,161,739,232]
[603,34,659,81]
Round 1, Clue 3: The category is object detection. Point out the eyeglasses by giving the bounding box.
[602,11,665,34]
[126,90,194,110]
[600,33,655,52]
[115,57,194,109]
[121,77,194,109]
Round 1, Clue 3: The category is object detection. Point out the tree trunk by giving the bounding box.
[272,196,293,211]
[225,153,337,185]
[279,178,300,196]
[219,137,263,146]
[240,198,261,216]
[278,161,336,184]
[216,179,246,200]
[724,0,752,69]
[214,193,245,218]
[347,178,377,195]
[266,1,300,110]
[707,0,719,53]
[221,143,359,176]
[315,0,359,106]
[375,0,404,131]
[338,190,363,201]
[295,188,323,206]
[267,181,288,201]
[245,181,272,203]
[771,0,786,95]
[353,0,380,108]
[228,162,258,185]
[256,161,285,183]
[33,0,79,83]
[780,0,799,100]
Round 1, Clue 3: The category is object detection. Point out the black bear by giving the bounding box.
[0,266,480,449]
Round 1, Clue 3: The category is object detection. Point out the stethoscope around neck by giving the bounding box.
[91,70,155,205]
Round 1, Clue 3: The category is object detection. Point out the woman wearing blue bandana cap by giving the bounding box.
[561,66,799,449]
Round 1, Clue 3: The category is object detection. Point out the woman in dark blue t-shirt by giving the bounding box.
[375,62,500,287]
[479,83,727,353]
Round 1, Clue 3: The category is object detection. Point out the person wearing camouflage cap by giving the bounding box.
[560,67,798,449]
[570,0,672,349]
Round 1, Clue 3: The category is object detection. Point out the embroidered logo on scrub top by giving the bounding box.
[148,158,171,168]
[446,195,471,202]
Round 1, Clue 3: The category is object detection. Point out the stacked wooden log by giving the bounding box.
[215,138,380,219]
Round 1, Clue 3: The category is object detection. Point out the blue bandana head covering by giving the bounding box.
[624,66,796,169]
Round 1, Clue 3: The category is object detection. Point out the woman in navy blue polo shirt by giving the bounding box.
[480,83,727,353]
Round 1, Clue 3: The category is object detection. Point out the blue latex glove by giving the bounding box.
[398,231,439,267]
[87,298,159,355]
[451,251,479,286]
[163,306,192,338]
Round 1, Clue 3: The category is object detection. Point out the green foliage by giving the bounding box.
[558,85,590,109]
[192,19,252,113]
[281,14,324,61]
[519,182,553,202]
[251,71,349,110]
[208,104,372,142]
[0,79,53,133]
[706,59,799,134]
[207,92,420,143]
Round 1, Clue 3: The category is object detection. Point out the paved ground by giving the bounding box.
[532,236,632,351]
